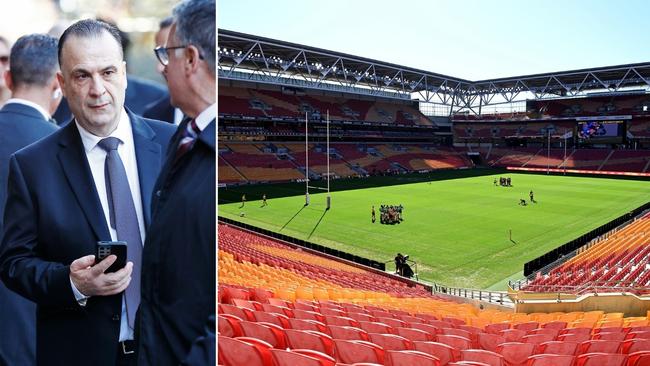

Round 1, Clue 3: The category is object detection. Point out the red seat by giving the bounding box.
[578,340,622,354]
[478,333,506,353]
[461,349,504,366]
[593,327,627,335]
[328,325,370,341]
[514,323,540,333]
[627,332,650,341]
[220,303,255,321]
[559,327,591,336]
[541,322,567,331]
[626,350,650,366]
[441,328,472,340]
[443,317,466,327]
[347,312,376,323]
[218,335,273,366]
[268,298,293,308]
[430,320,457,329]
[574,352,627,366]
[284,329,334,356]
[525,354,574,366]
[358,321,394,334]
[294,309,326,323]
[223,287,252,304]
[385,350,440,366]
[593,332,627,342]
[521,334,555,345]
[323,315,360,328]
[448,362,491,366]
[289,318,329,334]
[270,349,336,366]
[218,314,243,338]
[396,327,435,342]
[253,311,291,329]
[333,339,385,364]
[621,339,650,354]
[239,321,287,349]
[411,323,442,335]
[413,341,456,365]
[376,317,408,329]
[496,342,535,366]
[527,329,559,339]
[368,333,414,351]
[486,323,511,335]
[233,298,264,311]
[535,341,578,356]
[400,315,427,324]
[261,303,294,318]
[319,307,347,317]
[436,335,472,356]
[557,333,590,343]
[500,329,527,343]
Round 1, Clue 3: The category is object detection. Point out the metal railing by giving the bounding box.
[433,284,514,307]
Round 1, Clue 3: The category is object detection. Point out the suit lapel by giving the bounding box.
[129,111,161,228]
[57,123,111,241]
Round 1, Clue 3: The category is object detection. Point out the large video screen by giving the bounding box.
[577,120,625,142]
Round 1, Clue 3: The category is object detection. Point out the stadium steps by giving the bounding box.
[219,154,249,183]
[558,149,576,168]
[520,149,545,168]
[598,150,615,171]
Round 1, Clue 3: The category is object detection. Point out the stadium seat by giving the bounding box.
[460,349,504,366]
[495,342,535,366]
[323,315,360,327]
[627,331,650,340]
[557,332,591,343]
[577,340,622,354]
[478,333,506,352]
[328,325,370,341]
[442,328,473,339]
[269,348,336,366]
[514,323,540,333]
[289,318,330,334]
[626,350,650,366]
[436,335,472,355]
[284,329,335,356]
[396,327,436,342]
[521,334,555,345]
[220,303,256,321]
[620,339,650,354]
[239,321,288,349]
[218,335,273,366]
[500,329,527,343]
[261,303,295,318]
[411,323,443,335]
[359,321,395,334]
[218,314,243,338]
[368,333,414,351]
[574,352,627,366]
[486,323,511,335]
[527,328,559,339]
[592,332,627,342]
[413,341,457,365]
[253,311,291,329]
[541,321,567,330]
[535,341,578,356]
[333,339,385,364]
[525,354,575,366]
[384,350,440,366]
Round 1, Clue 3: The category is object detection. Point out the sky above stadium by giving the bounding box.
[218,0,650,81]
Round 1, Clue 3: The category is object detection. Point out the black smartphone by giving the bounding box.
[96,241,127,273]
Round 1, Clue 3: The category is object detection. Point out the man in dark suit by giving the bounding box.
[136,1,215,365]
[0,20,174,366]
[0,33,61,366]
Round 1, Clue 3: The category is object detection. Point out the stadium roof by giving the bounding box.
[218,29,650,113]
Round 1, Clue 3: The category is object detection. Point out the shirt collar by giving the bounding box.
[75,109,131,153]
[5,98,51,120]
[194,103,216,132]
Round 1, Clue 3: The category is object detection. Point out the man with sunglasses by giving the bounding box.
[136,0,215,365]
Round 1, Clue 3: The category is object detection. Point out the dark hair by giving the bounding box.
[173,0,215,74]
[95,17,131,55]
[58,19,123,67]
[10,34,59,87]
[159,16,173,30]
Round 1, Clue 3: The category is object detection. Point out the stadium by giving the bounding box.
[217,22,650,366]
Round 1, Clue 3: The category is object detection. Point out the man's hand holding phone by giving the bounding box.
[69,254,133,297]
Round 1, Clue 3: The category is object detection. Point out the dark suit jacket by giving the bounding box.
[0,110,175,366]
[143,94,176,124]
[136,117,216,366]
[0,102,58,366]
[53,76,168,125]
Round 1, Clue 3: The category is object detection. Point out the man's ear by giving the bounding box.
[4,69,13,92]
[185,45,201,75]
[56,72,66,97]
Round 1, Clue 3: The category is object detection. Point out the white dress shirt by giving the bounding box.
[194,103,216,131]
[70,109,145,341]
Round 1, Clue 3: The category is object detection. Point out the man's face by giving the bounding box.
[163,24,186,111]
[58,31,126,136]
[0,41,9,90]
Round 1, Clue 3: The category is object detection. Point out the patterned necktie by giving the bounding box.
[97,137,142,329]
[174,118,201,162]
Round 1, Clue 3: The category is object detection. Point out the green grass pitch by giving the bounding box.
[219,173,650,290]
